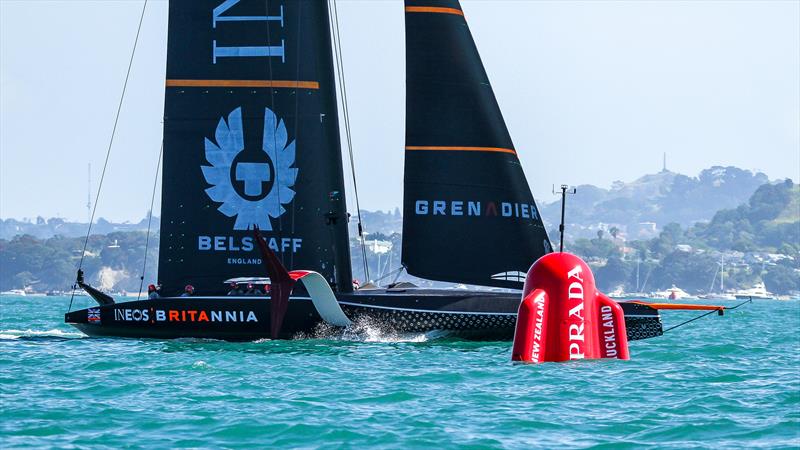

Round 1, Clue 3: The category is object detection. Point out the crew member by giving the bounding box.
[227,283,244,296]
[245,283,263,296]
[147,284,160,299]
[181,285,194,297]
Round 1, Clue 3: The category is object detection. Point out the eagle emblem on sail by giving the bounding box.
[201,107,298,231]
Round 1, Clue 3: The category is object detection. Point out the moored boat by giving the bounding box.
[651,285,691,300]
[735,282,774,300]
[0,289,26,296]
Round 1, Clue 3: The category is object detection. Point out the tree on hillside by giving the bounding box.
[595,256,629,291]
[0,232,160,291]
[763,261,800,295]
[746,179,793,222]
[609,226,620,241]
[699,179,798,252]
[649,223,683,257]
[569,237,618,260]
[650,251,717,291]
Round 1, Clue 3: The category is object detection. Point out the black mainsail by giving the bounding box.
[160,0,352,295]
[401,0,552,288]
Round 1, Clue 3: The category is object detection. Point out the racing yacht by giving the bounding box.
[66,0,663,341]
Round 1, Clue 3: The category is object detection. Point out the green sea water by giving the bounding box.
[1,295,798,449]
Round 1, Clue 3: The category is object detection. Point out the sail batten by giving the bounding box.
[401,0,551,288]
[404,6,464,16]
[406,146,517,155]
[166,79,320,89]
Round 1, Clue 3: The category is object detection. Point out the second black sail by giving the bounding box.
[401,0,552,288]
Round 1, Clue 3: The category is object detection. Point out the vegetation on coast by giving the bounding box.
[1,178,797,295]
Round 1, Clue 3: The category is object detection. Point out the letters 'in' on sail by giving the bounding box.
[401,0,552,288]
[160,1,351,295]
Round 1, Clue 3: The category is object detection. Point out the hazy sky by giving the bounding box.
[1,0,798,223]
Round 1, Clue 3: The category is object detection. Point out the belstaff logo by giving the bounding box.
[202,107,298,231]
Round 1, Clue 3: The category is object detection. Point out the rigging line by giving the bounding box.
[663,299,750,333]
[392,264,407,285]
[640,264,654,293]
[69,0,149,312]
[330,0,369,281]
[708,263,719,294]
[137,142,163,300]
[662,308,723,333]
[379,248,391,279]
[374,265,404,284]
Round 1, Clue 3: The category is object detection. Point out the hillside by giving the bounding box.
[1,167,795,294]
[570,179,799,294]
[540,166,769,239]
[0,217,156,240]
[2,166,771,241]
[696,179,800,253]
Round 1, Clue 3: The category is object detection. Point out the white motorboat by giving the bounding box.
[735,282,774,300]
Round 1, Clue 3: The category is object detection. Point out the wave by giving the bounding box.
[294,316,452,343]
[0,328,85,340]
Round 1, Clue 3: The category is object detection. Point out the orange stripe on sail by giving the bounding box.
[166,79,320,89]
[404,6,464,16]
[405,146,517,155]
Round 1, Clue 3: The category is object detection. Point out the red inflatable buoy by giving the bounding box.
[512,252,630,363]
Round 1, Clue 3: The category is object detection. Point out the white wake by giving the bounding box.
[0,328,85,340]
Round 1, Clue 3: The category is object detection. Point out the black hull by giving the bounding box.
[65,290,662,341]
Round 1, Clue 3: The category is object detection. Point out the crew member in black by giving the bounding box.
[227,283,244,296]
[245,283,263,296]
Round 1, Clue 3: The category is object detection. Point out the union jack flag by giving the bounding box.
[87,308,101,324]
